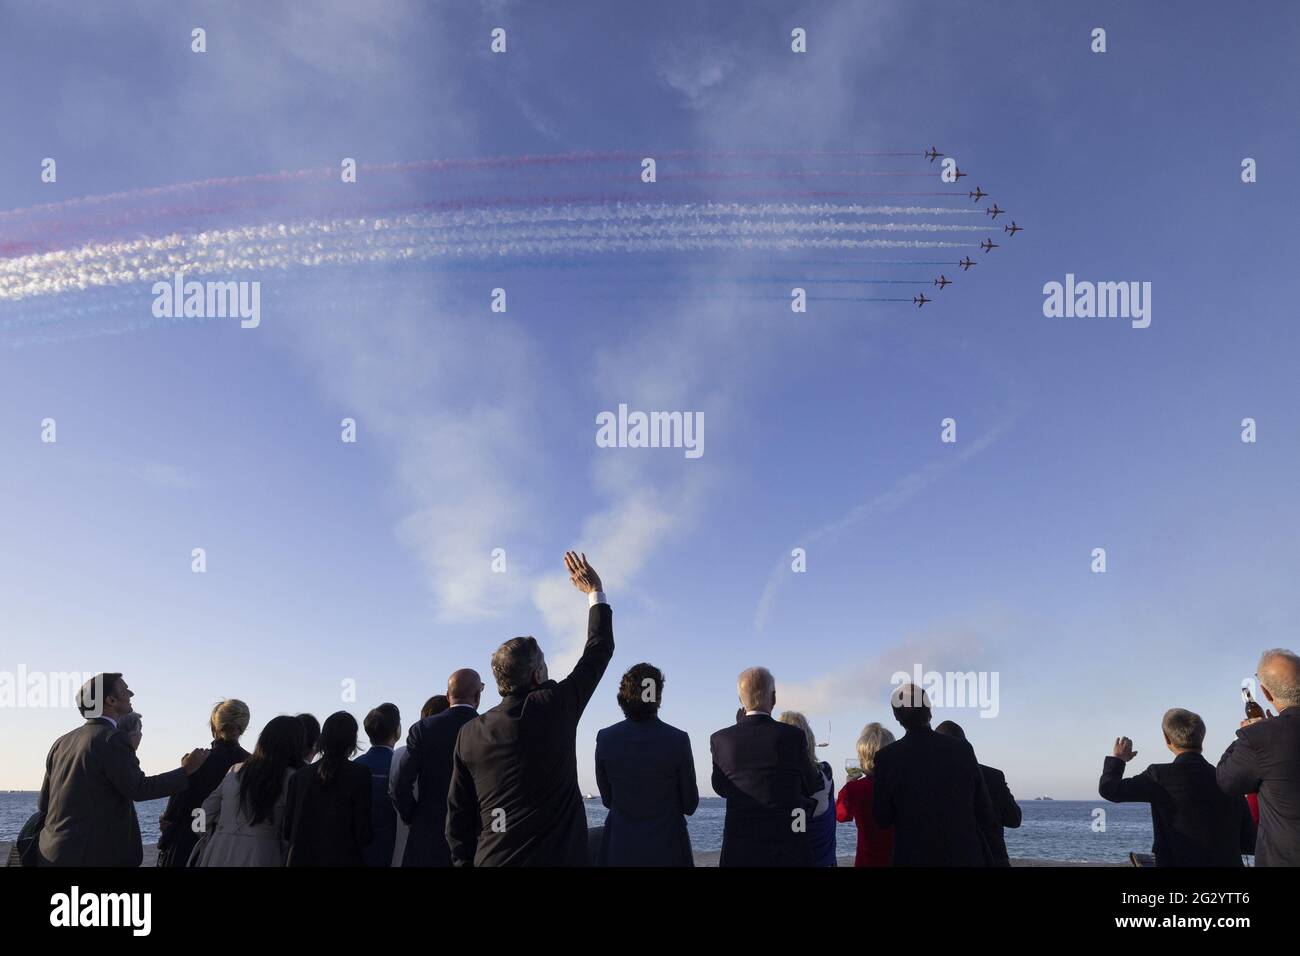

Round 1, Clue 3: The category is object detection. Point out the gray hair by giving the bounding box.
[1258,648,1300,706]
[492,636,543,696]
[1161,708,1205,751]
[737,667,775,712]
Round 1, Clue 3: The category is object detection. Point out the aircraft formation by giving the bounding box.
[913,145,1024,307]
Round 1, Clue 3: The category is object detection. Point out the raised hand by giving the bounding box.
[1112,736,1137,762]
[564,551,602,594]
[181,748,210,775]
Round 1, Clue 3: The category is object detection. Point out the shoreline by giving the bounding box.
[3,841,1123,868]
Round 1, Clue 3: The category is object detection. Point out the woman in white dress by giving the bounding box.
[196,715,304,867]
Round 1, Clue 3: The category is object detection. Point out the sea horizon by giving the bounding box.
[0,792,1154,864]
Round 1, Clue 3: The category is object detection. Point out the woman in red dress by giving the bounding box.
[835,722,896,866]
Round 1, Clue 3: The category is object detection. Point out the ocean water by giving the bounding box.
[2,791,1154,863]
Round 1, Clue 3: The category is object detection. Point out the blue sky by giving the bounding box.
[2,0,1299,805]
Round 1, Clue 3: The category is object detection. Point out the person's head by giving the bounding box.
[296,713,321,762]
[118,712,144,751]
[1161,708,1206,754]
[737,667,776,714]
[856,722,895,774]
[77,673,132,721]
[239,715,307,827]
[316,711,360,783]
[421,695,450,719]
[1257,649,1300,711]
[934,720,966,741]
[891,683,932,732]
[492,636,547,696]
[777,711,819,771]
[363,703,402,748]
[617,663,664,721]
[448,669,485,708]
[210,699,251,744]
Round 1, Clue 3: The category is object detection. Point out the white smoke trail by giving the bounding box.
[1,209,976,302]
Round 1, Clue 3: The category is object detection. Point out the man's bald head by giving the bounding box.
[1257,649,1300,709]
[448,669,484,707]
[737,667,776,714]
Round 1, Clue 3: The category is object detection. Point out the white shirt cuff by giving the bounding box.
[588,590,608,607]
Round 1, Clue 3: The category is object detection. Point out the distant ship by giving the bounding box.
[1033,796,1055,801]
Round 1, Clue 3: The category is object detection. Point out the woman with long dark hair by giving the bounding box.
[283,711,373,866]
[197,714,304,866]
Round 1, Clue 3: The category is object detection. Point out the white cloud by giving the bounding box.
[777,622,996,715]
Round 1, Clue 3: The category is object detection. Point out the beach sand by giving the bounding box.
[3,841,1119,867]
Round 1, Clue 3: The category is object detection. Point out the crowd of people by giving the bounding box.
[15,552,1300,868]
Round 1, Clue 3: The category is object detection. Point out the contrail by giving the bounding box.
[1,210,976,302]
[3,200,984,256]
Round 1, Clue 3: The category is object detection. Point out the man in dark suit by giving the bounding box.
[872,684,996,866]
[1218,648,1300,866]
[36,673,209,867]
[355,702,402,867]
[1102,709,1254,866]
[595,662,699,866]
[935,720,1021,866]
[393,669,484,866]
[710,666,821,867]
[446,551,613,866]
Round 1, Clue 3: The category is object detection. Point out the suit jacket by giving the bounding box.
[1101,752,1253,866]
[1217,707,1300,866]
[980,764,1021,865]
[36,717,190,867]
[709,713,821,867]
[283,760,373,866]
[447,601,614,866]
[594,716,699,866]
[871,726,996,866]
[157,738,249,867]
[393,705,480,866]
[354,746,397,867]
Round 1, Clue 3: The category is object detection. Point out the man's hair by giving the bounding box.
[617,663,664,720]
[364,703,402,745]
[492,636,543,696]
[737,667,775,712]
[934,719,966,741]
[1258,648,1300,706]
[891,683,932,730]
[1161,708,1206,751]
[77,673,124,718]
[210,699,251,742]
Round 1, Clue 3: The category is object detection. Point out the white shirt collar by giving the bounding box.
[101,715,118,728]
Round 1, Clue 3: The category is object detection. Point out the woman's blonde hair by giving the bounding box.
[777,710,820,774]
[856,722,895,774]
[210,698,251,742]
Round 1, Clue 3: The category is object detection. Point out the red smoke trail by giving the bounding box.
[0,149,931,224]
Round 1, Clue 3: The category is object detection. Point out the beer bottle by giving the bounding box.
[1242,686,1265,719]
